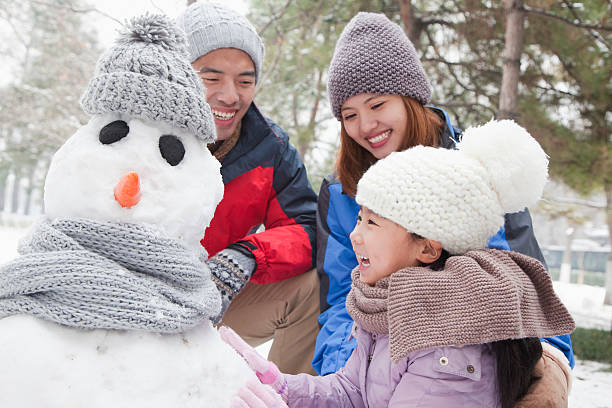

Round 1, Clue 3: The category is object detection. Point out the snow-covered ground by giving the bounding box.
[1,216,611,406]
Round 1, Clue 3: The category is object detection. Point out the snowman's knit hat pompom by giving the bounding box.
[80,13,216,144]
[120,14,186,53]
[457,119,549,214]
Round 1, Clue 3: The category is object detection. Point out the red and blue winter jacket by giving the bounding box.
[202,103,317,284]
[313,107,575,375]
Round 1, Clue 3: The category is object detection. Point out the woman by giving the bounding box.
[313,11,573,405]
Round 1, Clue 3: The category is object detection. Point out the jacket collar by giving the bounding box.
[427,106,461,150]
[220,103,273,167]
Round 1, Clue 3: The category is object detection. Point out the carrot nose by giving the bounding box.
[114,172,141,208]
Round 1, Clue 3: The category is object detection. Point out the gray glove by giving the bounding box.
[207,247,256,322]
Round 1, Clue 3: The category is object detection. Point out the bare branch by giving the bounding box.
[543,196,606,209]
[560,0,611,49]
[257,0,294,38]
[27,0,123,26]
[522,4,612,32]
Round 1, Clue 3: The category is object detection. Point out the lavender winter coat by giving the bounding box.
[286,325,499,407]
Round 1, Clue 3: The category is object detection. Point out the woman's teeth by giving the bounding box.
[212,109,236,121]
[368,130,390,144]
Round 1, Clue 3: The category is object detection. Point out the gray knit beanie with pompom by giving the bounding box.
[327,12,431,120]
[80,14,216,144]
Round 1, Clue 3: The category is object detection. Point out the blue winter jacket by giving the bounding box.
[313,107,574,375]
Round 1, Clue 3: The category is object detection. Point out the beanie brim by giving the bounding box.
[80,72,216,144]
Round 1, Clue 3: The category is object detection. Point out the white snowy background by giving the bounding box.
[1,215,611,407]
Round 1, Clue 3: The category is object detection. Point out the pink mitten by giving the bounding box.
[232,379,289,408]
[219,326,289,402]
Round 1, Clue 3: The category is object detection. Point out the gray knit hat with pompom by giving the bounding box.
[328,12,432,120]
[80,14,216,144]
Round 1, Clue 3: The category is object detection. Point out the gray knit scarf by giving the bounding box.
[346,249,575,362]
[0,218,221,333]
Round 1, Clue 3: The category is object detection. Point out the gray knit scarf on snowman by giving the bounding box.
[0,218,221,333]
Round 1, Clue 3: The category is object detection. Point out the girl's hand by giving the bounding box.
[219,326,289,402]
[232,379,289,408]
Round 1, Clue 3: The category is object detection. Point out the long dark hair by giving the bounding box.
[493,338,542,408]
[413,234,542,408]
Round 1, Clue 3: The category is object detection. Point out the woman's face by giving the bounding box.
[341,94,408,159]
[350,207,423,286]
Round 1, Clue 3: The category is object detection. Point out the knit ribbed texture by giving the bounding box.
[345,274,389,335]
[327,12,431,120]
[177,2,265,82]
[209,121,241,163]
[380,249,573,362]
[80,14,216,145]
[0,218,221,332]
[207,248,256,321]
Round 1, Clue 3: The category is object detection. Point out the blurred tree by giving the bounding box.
[0,0,101,214]
[517,0,611,302]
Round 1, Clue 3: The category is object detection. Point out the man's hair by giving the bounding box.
[336,96,444,197]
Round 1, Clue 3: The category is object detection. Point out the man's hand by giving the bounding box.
[207,248,256,322]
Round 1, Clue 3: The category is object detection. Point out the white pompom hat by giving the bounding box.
[355,120,549,254]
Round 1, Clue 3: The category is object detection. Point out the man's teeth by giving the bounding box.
[212,109,236,121]
[368,130,390,144]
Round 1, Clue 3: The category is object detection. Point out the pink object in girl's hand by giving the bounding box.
[219,326,289,402]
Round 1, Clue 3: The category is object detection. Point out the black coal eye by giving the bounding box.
[159,135,185,166]
[99,120,129,144]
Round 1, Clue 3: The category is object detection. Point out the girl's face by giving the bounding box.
[341,93,408,159]
[350,207,423,286]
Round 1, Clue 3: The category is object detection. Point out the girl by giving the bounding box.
[313,12,574,403]
[222,119,575,408]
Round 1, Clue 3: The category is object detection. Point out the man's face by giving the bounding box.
[192,48,256,141]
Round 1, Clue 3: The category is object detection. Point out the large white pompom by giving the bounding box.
[457,120,548,214]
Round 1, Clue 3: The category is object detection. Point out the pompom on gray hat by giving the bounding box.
[176,2,265,83]
[355,120,549,254]
[328,12,431,120]
[80,14,216,144]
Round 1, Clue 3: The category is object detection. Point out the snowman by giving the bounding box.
[0,14,256,407]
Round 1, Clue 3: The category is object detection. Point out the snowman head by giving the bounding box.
[44,14,222,254]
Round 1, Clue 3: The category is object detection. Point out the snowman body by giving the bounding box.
[0,315,251,407]
[0,113,255,406]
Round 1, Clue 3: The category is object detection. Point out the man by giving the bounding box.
[177,2,319,375]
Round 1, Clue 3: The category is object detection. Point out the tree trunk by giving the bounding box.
[559,226,575,283]
[499,0,525,120]
[10,169,21,214]
[603,179,612,305]
[398,0,423,49]
[0,168,7,212]
[23,164,36,216]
